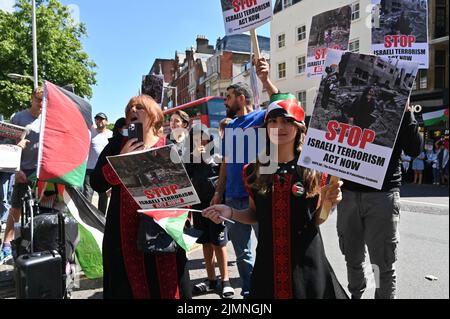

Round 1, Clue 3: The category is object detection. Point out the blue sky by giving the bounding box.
[50,0,271,124]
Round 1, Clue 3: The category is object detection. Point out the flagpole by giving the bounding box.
[138,208,235,224]
[32,0,39,89]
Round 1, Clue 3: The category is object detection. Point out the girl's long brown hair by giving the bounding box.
[247,121,320,198]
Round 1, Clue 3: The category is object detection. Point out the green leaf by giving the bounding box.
[0,0,97,118]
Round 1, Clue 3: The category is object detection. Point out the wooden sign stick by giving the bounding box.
[250,28,261,60]
[317,176,341,224]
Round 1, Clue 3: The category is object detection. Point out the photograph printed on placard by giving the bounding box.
[310,49,418,148]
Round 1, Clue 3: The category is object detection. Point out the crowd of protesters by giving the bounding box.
[0,55,447,301]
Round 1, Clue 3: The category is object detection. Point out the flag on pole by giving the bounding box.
[35,181,105,279]
[138,209,202,252]
[37,81,92,188]
[63,186,105,279]
[422,109,449,127]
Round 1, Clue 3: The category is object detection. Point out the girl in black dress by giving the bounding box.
[203,96,348,299]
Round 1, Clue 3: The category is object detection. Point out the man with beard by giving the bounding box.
[209,59,278,297]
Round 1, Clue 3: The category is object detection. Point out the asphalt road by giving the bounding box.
[2,184,448,300]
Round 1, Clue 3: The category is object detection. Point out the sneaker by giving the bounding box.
[192,279,218,295]
[221,281,234,299]
[0,245,12,265]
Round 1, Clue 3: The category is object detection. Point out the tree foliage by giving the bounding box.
[0,0,96,118]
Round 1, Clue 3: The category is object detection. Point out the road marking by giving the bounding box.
[401,199,449,208]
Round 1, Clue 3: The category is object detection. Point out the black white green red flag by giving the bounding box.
[138,209,202,252]
[37,81,92,188]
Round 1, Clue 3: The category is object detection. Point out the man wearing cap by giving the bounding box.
[84,112,112,214]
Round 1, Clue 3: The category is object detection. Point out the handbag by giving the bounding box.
[137,214,178,254]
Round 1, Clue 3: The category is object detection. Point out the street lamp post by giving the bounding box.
[7,73,35,82]
[32,0,38,89]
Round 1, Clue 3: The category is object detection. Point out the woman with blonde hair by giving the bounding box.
[91,95,191,299]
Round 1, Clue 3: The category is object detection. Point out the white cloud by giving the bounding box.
[0,0,15,13]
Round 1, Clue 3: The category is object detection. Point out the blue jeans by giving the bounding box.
[225,197,258,297]
[0,173,12,223]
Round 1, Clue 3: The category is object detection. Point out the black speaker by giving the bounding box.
[14,251,63,299]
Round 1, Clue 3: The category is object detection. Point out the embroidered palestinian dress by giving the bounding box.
[90,136,191,299]
[243,161,347,299]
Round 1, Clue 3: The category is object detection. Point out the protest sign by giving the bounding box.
[141,74,164,104]
[372,0,429,69]
[299,49,419,189]
[221,0,272,36]
[306,5,352,78]
[0,144,22,172]
[107,145,201,209]
[0,121,28,141]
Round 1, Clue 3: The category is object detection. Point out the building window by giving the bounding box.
[297,91,307,111]
[349,39,360,53]
[435,0,447,38]
[278,34,286,48]
[418,69,428,90]
[297,56,306,74]
[278,62,286,79]
[283,0,292,9]
[351,2,360,21]
[435,50,446,89]
[297,25,306,41]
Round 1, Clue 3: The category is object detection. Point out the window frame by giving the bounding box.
[349,39,360,53]
[296,25,307,42]
[278,62,287,79]
[296,55,306,75]
[278,33,286,49]
[351,2,360,21]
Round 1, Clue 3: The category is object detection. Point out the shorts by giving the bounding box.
[193,213,228,247]
[11,183,31,209]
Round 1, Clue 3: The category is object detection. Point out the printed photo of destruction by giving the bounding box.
[108,146,192,197]
[307,5,352,56]
[372,0,428,43]
[310,49,419,148]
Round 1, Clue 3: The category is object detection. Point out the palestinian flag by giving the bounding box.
[422,109,449,127]
[37,81,92,188]
[63,186,105,279]
[35,181,105,279]
[138,209,202,252]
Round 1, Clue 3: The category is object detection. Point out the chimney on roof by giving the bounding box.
[197,35,215,54]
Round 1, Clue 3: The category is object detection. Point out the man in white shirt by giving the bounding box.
[83,112,112,214]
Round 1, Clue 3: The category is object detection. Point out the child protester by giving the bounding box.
[203,94,348,299]
[185,125,234,299]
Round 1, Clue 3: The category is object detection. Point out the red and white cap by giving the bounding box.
[265,97,305,124]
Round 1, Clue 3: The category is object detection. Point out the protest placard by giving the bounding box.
[299,49,419,189]
[107,145,201,209]
[372,0,429,69]
[306,5,352,78]
[0,121,28,141]
[221,0,272,36]
[141,74,164,104]
[0,144,22,172]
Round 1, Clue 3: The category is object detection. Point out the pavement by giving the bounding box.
[1,183,448,299]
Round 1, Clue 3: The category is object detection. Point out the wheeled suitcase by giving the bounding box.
[13,186,71,299]
[14,250,63,299]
